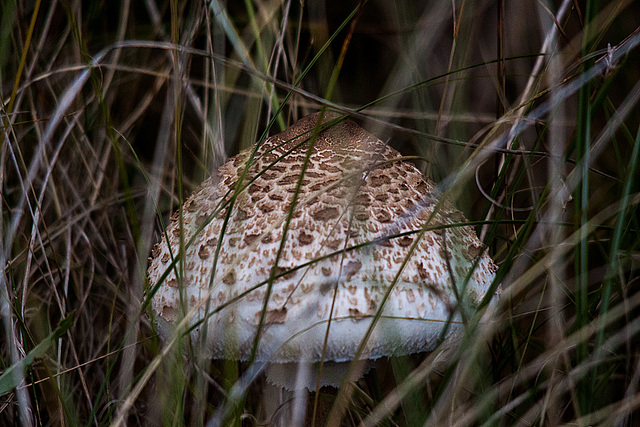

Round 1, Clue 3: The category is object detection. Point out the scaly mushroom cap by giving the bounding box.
[147,112,498,364]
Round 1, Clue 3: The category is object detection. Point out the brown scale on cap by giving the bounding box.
[147,112,499,390]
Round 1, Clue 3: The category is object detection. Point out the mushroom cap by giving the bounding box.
[147,112,498,364]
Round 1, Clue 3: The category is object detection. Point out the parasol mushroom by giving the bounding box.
[147,112,498,393]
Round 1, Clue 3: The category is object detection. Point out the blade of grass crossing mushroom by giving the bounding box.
[324,196,448,426]
[305,2,367,423]
[575,0,598,413]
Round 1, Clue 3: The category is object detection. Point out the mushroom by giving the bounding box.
[147,112,498,393]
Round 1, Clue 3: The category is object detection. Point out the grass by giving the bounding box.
[1,0,640,425]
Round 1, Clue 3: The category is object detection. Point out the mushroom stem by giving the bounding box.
[266,360,373,392]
